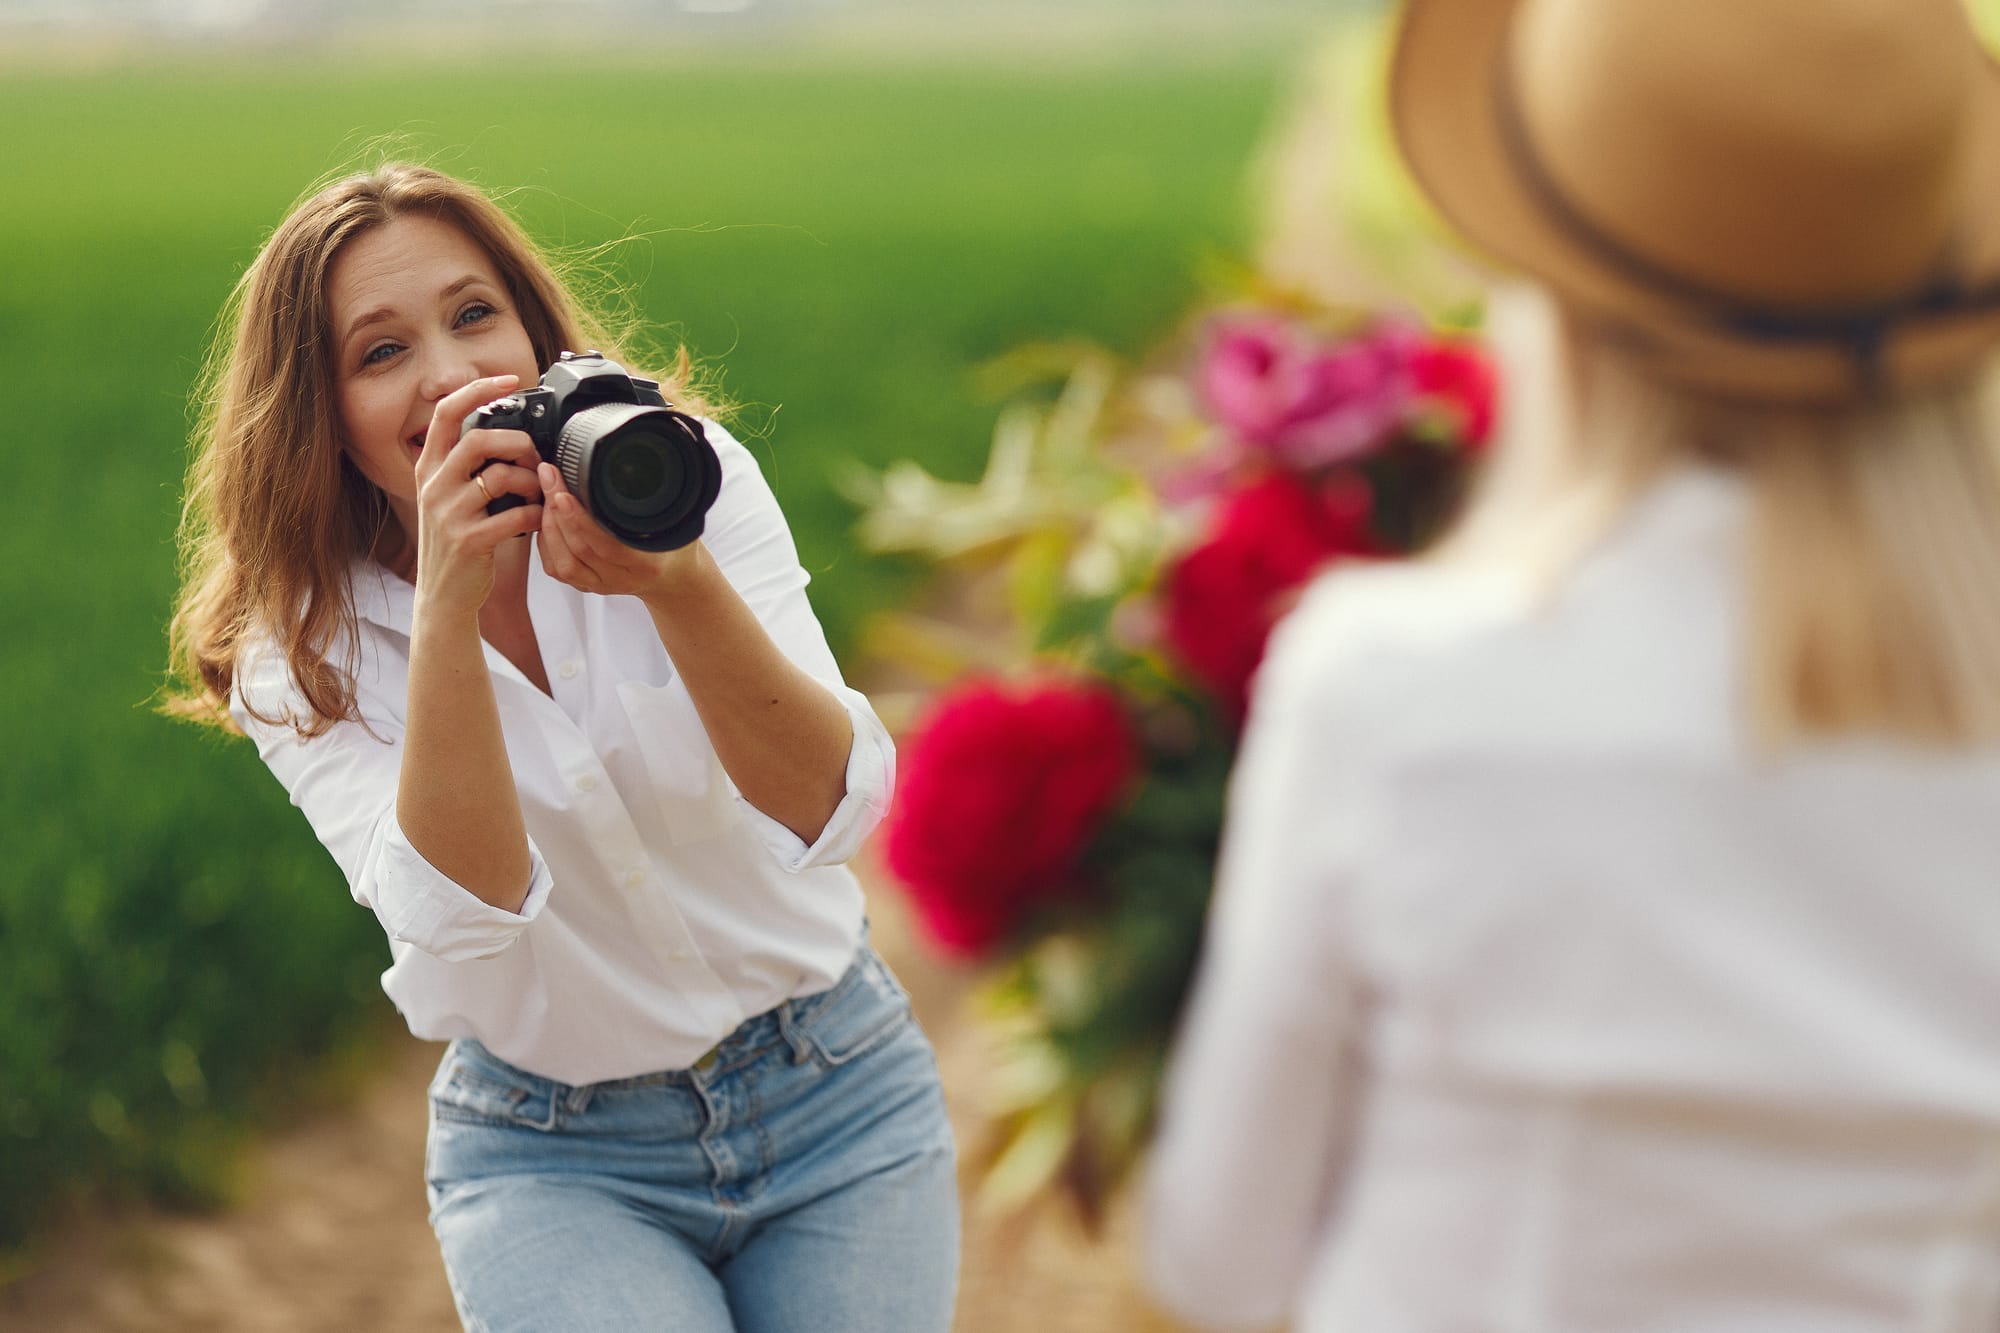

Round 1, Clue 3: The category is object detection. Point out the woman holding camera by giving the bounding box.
[1145,0,2000,1329]
[166,163,957,1331]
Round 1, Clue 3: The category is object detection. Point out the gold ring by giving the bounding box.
[474,471,494,503]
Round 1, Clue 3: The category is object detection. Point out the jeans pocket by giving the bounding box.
[430,1055,533,1127]
[796,950,914,1067]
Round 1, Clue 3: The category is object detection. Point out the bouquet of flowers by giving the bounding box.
[849,290,1494,1228]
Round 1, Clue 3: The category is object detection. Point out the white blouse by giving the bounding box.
[1145,469,2000,1331]
[233,423,893,1086]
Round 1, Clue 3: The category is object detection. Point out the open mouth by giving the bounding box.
[407,430,427,455]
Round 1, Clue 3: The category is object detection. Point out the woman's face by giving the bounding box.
[326,213,540,530]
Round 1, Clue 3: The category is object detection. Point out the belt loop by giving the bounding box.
[775,1001,814,1066]
[530,1085,561,1133]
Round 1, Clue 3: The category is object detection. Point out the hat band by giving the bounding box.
[1492,44,2000,383]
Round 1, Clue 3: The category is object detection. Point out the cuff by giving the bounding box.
[371,817,554,962]
[737,688,895,873]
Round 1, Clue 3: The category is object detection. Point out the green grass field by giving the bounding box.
[0,44,1291,1248]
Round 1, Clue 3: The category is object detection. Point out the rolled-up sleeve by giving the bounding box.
[1143,579,1369,1329]
[366,815,555,960]
[733,682,896,872]
[699,422,898,870]
[232,645,552,962]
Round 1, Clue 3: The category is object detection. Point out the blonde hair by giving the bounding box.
[1446,284,2000,747]
[165,162,710,737]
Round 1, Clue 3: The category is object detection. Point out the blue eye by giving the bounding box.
[457,302,496,327]
[361,341,402,367]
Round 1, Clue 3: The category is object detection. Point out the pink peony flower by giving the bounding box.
[1200,318,1418,471]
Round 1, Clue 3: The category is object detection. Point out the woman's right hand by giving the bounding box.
[411,374,544,614]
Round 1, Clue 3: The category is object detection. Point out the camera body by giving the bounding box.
[464,350,721,552]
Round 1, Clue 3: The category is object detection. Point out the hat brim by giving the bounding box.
[1389,0,2000,402]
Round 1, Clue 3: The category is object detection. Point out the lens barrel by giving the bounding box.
[553,404,722,551]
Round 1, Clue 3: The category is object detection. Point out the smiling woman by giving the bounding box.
[164,164,677,739]
[161,162,960,1332]
[328,218,542,557]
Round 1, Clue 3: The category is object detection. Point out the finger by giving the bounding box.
[421,375,521,471]
[422,468,513,529]
[538,461,569,500]
[540,465,616,555]
[483,496,543,542]
[537,495,587,582]
[456,427,540,474]
[539,463,636,587]
[537,463,595,563]
[547,487,618,572]
[472,461,543,504]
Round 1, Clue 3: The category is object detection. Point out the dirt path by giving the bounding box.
[0,877,1195,1332]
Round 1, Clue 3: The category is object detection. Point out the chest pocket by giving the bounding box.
[616,680,738,845]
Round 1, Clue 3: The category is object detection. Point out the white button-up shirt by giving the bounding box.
[1146,469,2000,1331]
[233,423,893,1086]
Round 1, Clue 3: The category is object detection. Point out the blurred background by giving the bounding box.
[0,0,1361,1327]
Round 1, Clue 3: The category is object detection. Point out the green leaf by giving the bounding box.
[977,1094,1081,1217]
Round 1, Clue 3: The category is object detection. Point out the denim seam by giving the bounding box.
[710,1034,789,1080]
[696,1067,748,1263]
[448,1064,532,1103]
[430,1106,524,1130]
[808,1007,910,1069]
[431,1069,532,1129]
[692,1072,732,1206]
[746,1062,775,1202]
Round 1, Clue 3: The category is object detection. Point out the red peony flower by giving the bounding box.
[1411,337,1498,450]
[1162,470,1376,721]
[884,678,1140,958]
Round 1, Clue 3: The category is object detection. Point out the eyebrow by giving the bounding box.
[339,274,491,348]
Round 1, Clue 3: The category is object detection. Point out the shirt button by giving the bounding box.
[575,774,598,793]
[669,949,692,962]
[558,659,581,679]
[622,870,644,889]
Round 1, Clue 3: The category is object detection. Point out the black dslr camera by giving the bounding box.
[464,351,721,552]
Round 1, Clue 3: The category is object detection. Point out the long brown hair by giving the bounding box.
[165,162,708,737]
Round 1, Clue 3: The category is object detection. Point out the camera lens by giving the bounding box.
[554,404,722,551]
[602,434,684,515]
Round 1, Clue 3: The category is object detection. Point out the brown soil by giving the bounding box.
[0,878,1198,1333]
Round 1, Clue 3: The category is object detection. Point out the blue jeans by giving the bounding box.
[423,946,960,1331]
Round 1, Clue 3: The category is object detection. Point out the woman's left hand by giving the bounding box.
[536,461,702,600]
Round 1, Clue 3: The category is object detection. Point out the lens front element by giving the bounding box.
[553,404,722,551]
[602,434,684,517]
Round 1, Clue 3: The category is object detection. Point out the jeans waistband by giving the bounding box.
[456,943,880,1095]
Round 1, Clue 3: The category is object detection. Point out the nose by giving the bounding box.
[416,345,483,405]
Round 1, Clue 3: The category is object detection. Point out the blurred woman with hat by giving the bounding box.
[1144,1,2000,1327]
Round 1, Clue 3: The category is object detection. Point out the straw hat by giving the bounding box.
[1389,0,2000,403]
